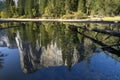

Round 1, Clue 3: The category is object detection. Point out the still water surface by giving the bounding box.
[0,22,120,80]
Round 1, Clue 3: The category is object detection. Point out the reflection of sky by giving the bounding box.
[26,52,120,80]
[0,47,25,80]
[0,47,120,80]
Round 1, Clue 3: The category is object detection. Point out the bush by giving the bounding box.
[62,14,74,19]
[0,11,7,18]
[73,11,87,19]
[62,11,87,19]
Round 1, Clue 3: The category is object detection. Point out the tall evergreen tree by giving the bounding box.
[70,0,78,12]
[6,0,15,17]
[78,0,86,13]
[2,0,120,18]
[18,0,25,15]
[39,0,48,15]
[25,0,33,17]
[65,0,71,13]
[55,0,65,17]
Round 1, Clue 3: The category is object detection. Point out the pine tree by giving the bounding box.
[78,0,86,13]
[70,0,78,12]
[6,0,15,17]
[18,0,25,15]
[65,0,71,13]
[39,0,48,15]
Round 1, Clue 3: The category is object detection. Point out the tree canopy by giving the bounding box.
[0,0,120,18]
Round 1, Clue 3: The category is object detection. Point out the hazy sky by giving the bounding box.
[0,0,18,7]
[0,0,4,1]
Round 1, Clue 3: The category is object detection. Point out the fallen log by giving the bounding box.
[0,18,120,24]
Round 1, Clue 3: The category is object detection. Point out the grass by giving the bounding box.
[103,16,120,21]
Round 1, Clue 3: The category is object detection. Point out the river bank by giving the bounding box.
[0,18,120,24]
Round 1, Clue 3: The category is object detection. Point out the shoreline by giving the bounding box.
[0,18,120,24]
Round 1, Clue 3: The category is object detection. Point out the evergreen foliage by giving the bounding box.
[0,0,120,18]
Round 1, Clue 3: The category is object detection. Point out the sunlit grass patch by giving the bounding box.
[103,16,120,21]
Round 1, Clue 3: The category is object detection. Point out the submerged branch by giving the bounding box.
[101,43,120,48]
[76,31,120,56]
[77,26,120,37]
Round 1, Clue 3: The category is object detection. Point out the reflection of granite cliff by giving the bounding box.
[15,31,96,74]
[15,31,64,73]
[0,30,10,47]
[0,30,17,48]
[16,31,41,73]
[40,42,63,67]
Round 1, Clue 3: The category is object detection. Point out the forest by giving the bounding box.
[0,0,120,19]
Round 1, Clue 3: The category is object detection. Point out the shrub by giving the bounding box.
[73,11,87,19]
[0,11,7,18]
[62,11,87,19]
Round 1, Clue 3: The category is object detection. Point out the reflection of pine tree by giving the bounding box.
[0,52,7,70]
[60,25,80,70]
[18,0,24,15]
[0,58,3,69]
[78,35,85,62]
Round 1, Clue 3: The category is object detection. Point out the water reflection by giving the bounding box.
[13,22,120,73]
[0,28,17,48]
[0,52,7,70]
[77,30,120,56]
[0,53,4,69]
[13,22,100,73]
[0,22,120,80]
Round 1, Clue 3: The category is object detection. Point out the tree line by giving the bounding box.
[0,0,120,18]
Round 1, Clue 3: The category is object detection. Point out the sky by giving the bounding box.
[0,0,18,7]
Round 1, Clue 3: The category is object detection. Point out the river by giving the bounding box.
[0,22,120,80]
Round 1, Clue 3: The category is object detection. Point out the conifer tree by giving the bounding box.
[78,0,86,13]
